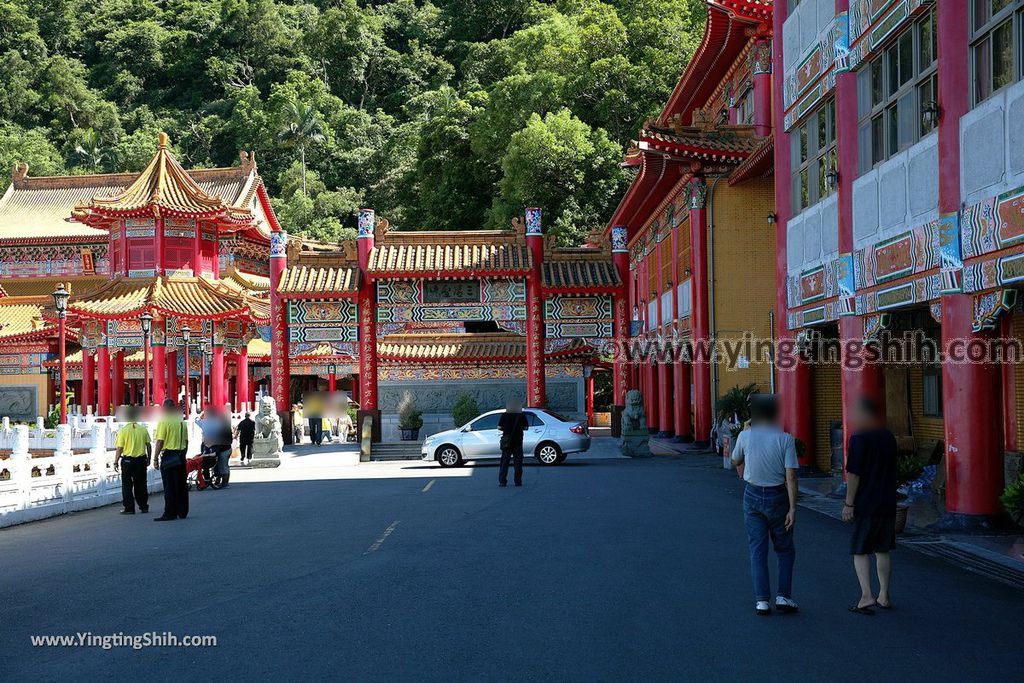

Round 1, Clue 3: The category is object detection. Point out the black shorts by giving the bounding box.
[850,515,896,555]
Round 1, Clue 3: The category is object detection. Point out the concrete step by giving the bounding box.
[371,442,422,461]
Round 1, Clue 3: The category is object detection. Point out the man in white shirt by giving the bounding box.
[730,395,799,616]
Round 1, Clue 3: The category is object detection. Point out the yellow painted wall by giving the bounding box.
[811,363,842,472]
[0,373,50,422]
[711,177,777,397]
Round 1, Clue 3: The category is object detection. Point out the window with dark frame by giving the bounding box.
[972,0,1023,104]
[735,87,755,125]
[921,360,943,417]
[790,98,836,214]
[856,8,938,175]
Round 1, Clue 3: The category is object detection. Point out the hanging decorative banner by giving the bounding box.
[937,212,963,293]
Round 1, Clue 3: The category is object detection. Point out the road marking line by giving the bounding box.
[365,520,400,554]
[421,479,435,492]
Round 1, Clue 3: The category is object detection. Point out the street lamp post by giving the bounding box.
[199,340,209,409]
[140,311,153,407]
[52,283,70,424]
[181,325,191,415]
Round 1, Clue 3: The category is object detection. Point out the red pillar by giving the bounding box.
[936,0,1003,520]
[941,296,1003,516]
[270,228,291,416]
[328,371,337,392]
[81,350,95,414]
[611,225,630,408]
[211,338,225,408]
[645,360,658,433]
[688,177,712,444]
[112,351,124,412]
[585,374,594,424]
[166,349,179,406]
[752,37,773,138]
[151,320,166,406]
[356,208,381,442]
[236,345,249,412]
[657,359,673,437]
[772,0,813,465]
[96,345,110,416]
[674,358,693,441]
[525,207,546,407]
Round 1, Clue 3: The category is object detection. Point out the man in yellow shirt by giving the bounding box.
[153,399,190,521]
[114,405,152,515]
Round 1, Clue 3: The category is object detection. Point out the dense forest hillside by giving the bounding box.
[0,0,704,244]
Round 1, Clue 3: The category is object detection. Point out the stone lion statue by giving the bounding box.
[252,395,284,463]
[620,389,651,458]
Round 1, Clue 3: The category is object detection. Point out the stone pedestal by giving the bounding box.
[251,395,283,468]
[620,389,651,458]
[358,408,381,444]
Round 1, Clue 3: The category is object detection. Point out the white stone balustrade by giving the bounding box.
[0,421,164,528]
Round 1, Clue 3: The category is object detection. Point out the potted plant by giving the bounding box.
[999,474,1024,527]
[894,452,924,533]
[397,391,423,441]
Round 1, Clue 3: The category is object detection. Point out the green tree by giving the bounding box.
[492,108,627,245]
[277,100,326,196]
[73,128,115,172]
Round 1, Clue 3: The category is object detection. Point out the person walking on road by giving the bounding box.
[153,399,189,521]
[843,396,898,615]
[497,399,529,488]
[113,405,151,514]
[201,403,233,487]
[234,412,256,465]
[291,403,304,444]
[730,395,799,616]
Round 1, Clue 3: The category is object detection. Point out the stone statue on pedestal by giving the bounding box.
[251,395,284,468]
[620,389,651,458]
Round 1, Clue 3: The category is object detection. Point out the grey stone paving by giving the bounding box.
[2,446,1021,682]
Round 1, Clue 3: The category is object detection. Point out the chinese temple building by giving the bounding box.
[0,134,618,442]
[606,0,778,444]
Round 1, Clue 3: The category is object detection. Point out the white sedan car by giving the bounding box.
[421,409,591,467]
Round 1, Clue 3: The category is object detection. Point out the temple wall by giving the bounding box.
[0,376,47,422]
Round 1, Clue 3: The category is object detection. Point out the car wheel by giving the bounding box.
[535,442,562,465]
[436,445,463,468]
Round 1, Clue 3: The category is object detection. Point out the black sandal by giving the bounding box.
[876,601,892,610]
[848,604,875,615]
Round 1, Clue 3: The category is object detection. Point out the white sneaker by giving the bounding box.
[775,596,799,614]
[755,601,771,615]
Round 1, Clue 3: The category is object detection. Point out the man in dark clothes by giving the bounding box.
[234,412,256,465]
[497,399,529,487]
[842,396,898,614]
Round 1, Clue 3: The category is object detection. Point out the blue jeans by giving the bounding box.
[743,484,795,601]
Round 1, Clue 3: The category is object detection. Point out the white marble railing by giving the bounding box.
[0,423,164,528]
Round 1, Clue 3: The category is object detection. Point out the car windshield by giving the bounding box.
[541,409,572,422]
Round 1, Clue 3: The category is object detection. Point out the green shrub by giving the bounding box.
[896,453,925,489]
[1000,474,1024,522]
[451,393,480,428]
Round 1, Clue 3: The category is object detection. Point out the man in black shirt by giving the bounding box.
[497,399,529,487]
[843,396,898,614]
[234,412,256,466]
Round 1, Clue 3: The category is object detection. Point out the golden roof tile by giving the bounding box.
[66,275,269,322]
[542,260,622,291]
[367,242,532,277]
[278,265,359,295]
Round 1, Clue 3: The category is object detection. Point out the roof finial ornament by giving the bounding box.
[12,162,29,187]
[158,131,169,148]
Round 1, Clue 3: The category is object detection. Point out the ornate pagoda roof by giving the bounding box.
[378,333,593,363]
[541,260,621,292]
[661,1,772,126]
[634,122,761,164]
[367,239,533,279]
[2,143,268,243]
[278,265,360,296]
[73,132,245,221]
[0,296,54,342]
[65,275,269,322]
[0,276,107,298]
[219,266,272,294]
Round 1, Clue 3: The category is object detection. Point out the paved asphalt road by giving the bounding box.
[3,444,1022,682]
